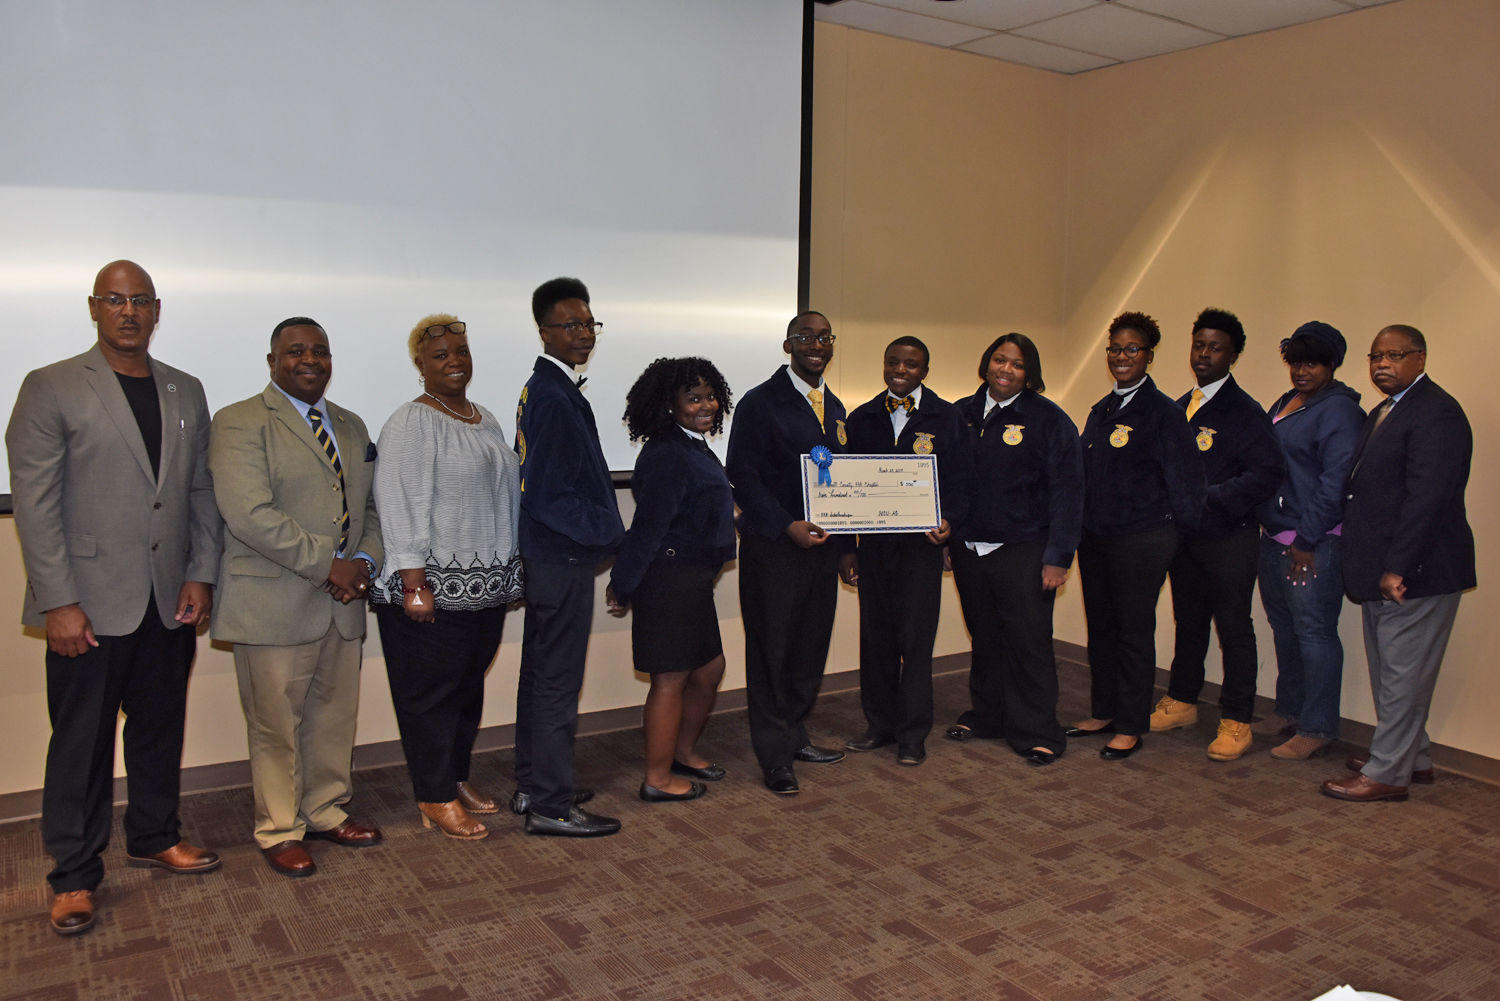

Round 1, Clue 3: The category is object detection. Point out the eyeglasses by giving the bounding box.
[90,294,155,310]
[421,321,466,339]
[789,333,836,346]
[1104,345,1147,358]
[1368,349,1422,363]
[540,320,603,335]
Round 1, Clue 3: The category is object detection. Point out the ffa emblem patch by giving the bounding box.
[1108,424,1131,448]
[835,419,848,446]
[516,429,527,465]
[1195,427,1216,452]
[1002,424,1024,446]
[913,432,935,454]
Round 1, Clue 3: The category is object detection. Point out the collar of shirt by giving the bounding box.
[1387,371,1426,408]
[983,390,1020,420]
[539,353,579,383]
[886,385,923,409]
[786,367,825,396]
[677,424,707,443]
[1192,373,1230,405]
[271,382,331,428]
[1112,377,1146,412]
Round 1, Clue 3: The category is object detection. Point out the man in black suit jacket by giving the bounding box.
[1154,309,1283,761]
[726,311,849,795]
[1323,325,1474,803]
[512,277,625,836]
[839,337,971,765]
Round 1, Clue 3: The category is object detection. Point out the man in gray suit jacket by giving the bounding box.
[210,318,383,877]
[7,261,223,937]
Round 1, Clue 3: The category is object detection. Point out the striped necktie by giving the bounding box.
[807,388,825,432]
[308,407,349,552]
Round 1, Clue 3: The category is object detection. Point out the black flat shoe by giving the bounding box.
[523,806,621,837]
[794,744,846,765]
[1023,748,1058,767]
[764,766,799,795]
[944,724,989,742]
[844,734,895,752]
[639,781,707,802]
[509,787,595,815]
[1099,737,1142,761]
[896,742,926,766]
[671,760,727,781]
[1064,723,1116,738]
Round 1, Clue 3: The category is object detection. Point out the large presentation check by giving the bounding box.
[800,453,941,533]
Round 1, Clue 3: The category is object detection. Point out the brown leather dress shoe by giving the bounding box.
[418,800,488,840]
[306,818,383,847]
[1321,774,1410,802]
[49,889,95,936]
[126,840,222,874]
[456,781,499,814]
[262,840,317,877]
[1345,753,1435,784]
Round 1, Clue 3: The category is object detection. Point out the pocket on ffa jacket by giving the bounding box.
[66,534,97,557]
[228,554,282,578]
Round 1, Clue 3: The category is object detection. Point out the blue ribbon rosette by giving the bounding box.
[810,444,833,486]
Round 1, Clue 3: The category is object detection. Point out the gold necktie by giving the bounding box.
[308,407,349,553]
[807,388,825,431]
[1185,387,1205,420]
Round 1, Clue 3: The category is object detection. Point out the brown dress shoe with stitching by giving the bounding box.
[126,840,221,874]
[1321,773,1409,802]
[456,781,499,814]
[50,889,95,936]
[306,818,383,847]
[262,840,317,877]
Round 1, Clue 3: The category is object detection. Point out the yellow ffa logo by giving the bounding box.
[516,429,527,465]
[835,419,848,446]
[913,432,935,454]
[1108,424,1132,448]
[1002,424,1024,446]
[1195,427,1216,452]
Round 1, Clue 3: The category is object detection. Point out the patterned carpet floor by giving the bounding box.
[2,660,1497,1001]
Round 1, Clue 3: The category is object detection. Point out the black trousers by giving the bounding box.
[951,541,1067,756]
[515,560,595,818]
[738,533,839,773]
[43,594,195,892]
[1167,525,1260,722]
[856,534,942,745]
[376,603,507,803]
[1077,525,1179,736]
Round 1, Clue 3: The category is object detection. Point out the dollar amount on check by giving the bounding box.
[800,454,942,533]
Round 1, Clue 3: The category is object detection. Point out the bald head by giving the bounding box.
[88,260,160,373]
[93,260,155,299]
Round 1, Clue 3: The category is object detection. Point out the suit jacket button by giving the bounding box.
[151,543,159,551]
[153,501,163,510]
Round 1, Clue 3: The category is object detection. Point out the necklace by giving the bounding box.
[424,392,477,421]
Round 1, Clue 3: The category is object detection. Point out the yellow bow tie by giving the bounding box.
[885,395,914,414]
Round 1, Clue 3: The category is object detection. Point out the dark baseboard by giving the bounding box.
[2,647,1493,823]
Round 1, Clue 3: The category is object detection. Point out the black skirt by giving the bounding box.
[630,559,724,675]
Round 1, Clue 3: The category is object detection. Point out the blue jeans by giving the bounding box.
[1257,534,1345,740]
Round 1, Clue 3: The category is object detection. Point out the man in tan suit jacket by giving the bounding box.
[209,317,383,877]
[7,260,223,936]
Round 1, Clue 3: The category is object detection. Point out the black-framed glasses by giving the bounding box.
[421,321,466,339]
[90,294,154,310]
[1368,349,1422,363]
[540,320,603,335]
[1105,344,1147,358]
[789,332,835,346]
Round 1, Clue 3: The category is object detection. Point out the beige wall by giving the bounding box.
[813,0,1500,762]
[3,0,1496,802]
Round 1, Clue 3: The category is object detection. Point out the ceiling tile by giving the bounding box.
[956,31,1118,73]
[814,1,995,47]
[1118,0,1351,37]
[1012,4,1223,60]
[857,0,1097,32]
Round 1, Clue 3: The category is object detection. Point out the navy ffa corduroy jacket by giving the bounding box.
[1080,375,1205,537]
[514,357,624,563]
[1174,374,1284,538]
[843,385,972,536]
[955,386,1084,570]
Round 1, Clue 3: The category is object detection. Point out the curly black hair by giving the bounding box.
[622,356,733,442]
[1109,310,1161,349]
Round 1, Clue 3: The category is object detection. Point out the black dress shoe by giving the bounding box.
[844,734,895,752]
[671,760,727,781]
[896,742,926,766]
[764,766,799,795]
[524,806,622,837]
[1064,723,1116,738]
[795,744,846,764]
[1023,748,1058,767]
[509,787,596,815]
[1099,737,1143,760]
[639,781,707,802]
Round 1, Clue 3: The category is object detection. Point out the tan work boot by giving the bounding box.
[1206,719,1252,761]
[1149,695,1198,731]
[1270,734,1332,760]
